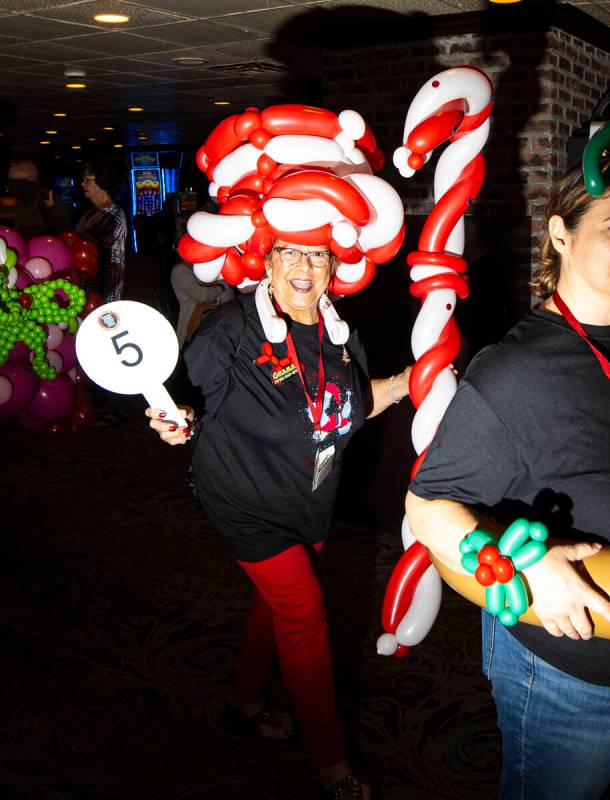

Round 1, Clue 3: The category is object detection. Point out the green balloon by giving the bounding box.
[583,124,610,198]
[4,248,17,269]
[512,540,547,571]
[486,583,506,616]
[505,575,528,616]
[498,518,530,556]
[461,551,479,574]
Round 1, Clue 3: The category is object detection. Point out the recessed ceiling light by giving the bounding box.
[40,140,51,145]
[113,144,123,148]
[137,135,147,140]
[64,67,86,78]
[93,13,130,23]
[45,130,58,134]
[54,155,60,159]
[72,145,81,150]
[128,107,144,112]
[88,137,97,142]
[103,126,114,131]
[172,57,206,66]
[214,101,231,105]
[53,112,67,117]
[66,83,87,89]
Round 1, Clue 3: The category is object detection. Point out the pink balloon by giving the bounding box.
[0,375,12,405]
[53,333,76,372]
[0,361,39,416]
[25,256,53,281]
[14,410,43,433]
[7,341,29,361]
[45,324,64,350]
[28,236,72,273]
[43,350,63,372]
[0,227,28,266]
[24,374,75,422]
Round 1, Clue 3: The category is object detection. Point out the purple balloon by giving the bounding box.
[24,256,52,281]
[0,361,39,416]
[14,410,43,434]
[0,227,28,267]
[28,236,71,273]
[15,268,33,290]
[24,374,75,422]
[53,332,77,372]
[7,341,30,361]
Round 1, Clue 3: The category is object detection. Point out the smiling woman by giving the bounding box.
[144,104,413,800]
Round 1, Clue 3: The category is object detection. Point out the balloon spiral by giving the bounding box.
[378,67,494,658]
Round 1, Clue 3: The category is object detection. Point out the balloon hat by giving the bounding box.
[178,104,406,341]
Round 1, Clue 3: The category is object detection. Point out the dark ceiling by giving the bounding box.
[0,0,608,159]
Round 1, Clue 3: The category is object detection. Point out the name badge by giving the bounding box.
[312,444,335,492]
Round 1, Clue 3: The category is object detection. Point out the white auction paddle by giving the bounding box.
[75,300,187,427]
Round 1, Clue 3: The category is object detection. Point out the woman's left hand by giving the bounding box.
[145,405,195,446]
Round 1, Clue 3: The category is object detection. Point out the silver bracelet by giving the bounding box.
[389,374,401,404]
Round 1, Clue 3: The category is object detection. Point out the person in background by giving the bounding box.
[77,160,128,426]
[170,261,234,348]
[405,158,610,799]
[8,160,72,238]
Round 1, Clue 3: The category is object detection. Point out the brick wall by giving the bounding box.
[322,16,609,314]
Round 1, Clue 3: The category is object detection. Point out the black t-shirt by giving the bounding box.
[410,308,610,685]
[184,294,369,562]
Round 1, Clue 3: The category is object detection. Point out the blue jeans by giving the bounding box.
[482,611,610,800]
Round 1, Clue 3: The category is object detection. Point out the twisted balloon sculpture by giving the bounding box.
[377,66,494,658]
[177,104,405,296]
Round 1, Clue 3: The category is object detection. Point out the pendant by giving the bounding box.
[341,346,351,365]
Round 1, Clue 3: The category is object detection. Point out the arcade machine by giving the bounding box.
[129,150,182,252]
[54,175,77,211]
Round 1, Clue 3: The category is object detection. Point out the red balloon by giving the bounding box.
[69,401,96,432]
[478,544,500,565]
[42,420,69,437]
[82,292,105,318]
[329,258,376,296]
[233,109,262,140]
[381,542,432,632]
[366,222,405,265]
[257,154,276,176]
[71,240,98,278]
[59,231,80,248]
[221,248,245,285]
[249,128,272,149]
[195,145,209,174]
[475,564,495,587]
[205,115,241,166]
[270,224,332,246]
[220,195,257,217]
[177,233,225,264]
[261,104,340,138]
[493,557,515,584]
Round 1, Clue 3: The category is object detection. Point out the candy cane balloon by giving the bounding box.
[178,104,403,297]
[378,66,494,658]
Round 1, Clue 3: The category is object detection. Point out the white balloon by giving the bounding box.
[211,143,259,188]
[193,254,226,282]
[338,109,365,140]
[332,220,358,248]
[264,197,337,231]
[7,268,17,289]
[335,257,366,283]
[265,135,343,166]
[395,566,442,646]
[0,375,12,406]
[411,289,456,362]
[347,173,404,251]
[411,367,457,455]
[46,323,64,350]
[187,211,254,248]
[376,632,398,656]
[401,514,417,550]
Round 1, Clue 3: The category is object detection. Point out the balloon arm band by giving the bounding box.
[459,519,548,627]
[583,123,610,198]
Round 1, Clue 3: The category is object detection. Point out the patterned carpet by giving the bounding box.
[1,406,501,800]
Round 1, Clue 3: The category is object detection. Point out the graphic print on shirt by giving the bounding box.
[307,381,353,443]
[254,340,301,385]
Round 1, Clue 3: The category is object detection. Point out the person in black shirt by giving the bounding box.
[407,160,610,799]
[147,239,411,800]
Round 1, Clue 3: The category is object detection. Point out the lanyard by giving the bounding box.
[276,302,326,432]
[552,292,610,379]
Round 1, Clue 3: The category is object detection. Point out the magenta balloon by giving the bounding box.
[53,333,76,372]
[14,410,43,434]
[0,361,39,416]
[0,227,28,266]
[28,236,71,273]
[45,324,64,351]
[0,375,12,405]
[24,374,75,422]
[24,256,53,281]
[15,268,33,290]
[7,341,30,361]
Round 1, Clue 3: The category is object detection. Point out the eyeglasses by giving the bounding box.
[273,247,331,268]
[81,175,96,185]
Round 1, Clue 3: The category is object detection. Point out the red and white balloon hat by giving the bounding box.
[177,104,406,340]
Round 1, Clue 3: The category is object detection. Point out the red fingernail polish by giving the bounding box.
[159,411,166,418]
[168,425,176,432]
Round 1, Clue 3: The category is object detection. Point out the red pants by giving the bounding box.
[233,542,345,768]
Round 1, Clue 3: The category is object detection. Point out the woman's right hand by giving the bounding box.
[145,405,195,446]
[526,542,610,640]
